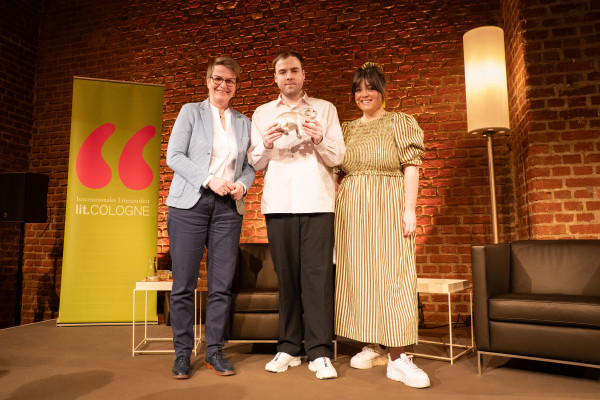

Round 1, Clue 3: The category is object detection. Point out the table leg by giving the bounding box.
[132,289,136,356]
[448,292,454,364]
[194,289,197,355]
[144,289,148,342]
[469,288,474,349]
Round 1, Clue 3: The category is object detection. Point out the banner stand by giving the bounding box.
[58,77,164,325]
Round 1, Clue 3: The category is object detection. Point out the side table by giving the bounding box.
[132,280,201,356]
[407,278,474,364]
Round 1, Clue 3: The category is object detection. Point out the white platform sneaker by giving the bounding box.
[386,354,430,388]
[265,352,302,373]
[308,357,338,379]
[350,344,388,369]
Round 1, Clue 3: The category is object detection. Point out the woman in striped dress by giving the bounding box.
[334,63,429,388]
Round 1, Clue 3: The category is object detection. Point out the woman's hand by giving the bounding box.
[402,165,419,237]
[263,122,284,149]
[229,182,245,201]
[208,176,235,196]
[303,119,323,145]
[402,209,417,237]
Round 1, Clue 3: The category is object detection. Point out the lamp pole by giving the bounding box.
[483,131,499,244]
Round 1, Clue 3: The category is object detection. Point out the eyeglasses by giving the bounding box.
[211,76,237,86]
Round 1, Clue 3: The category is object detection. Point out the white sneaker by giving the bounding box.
[350,344,388,369]
[308,357,338,379]
[265,352,301,373]
[386,354,430,388]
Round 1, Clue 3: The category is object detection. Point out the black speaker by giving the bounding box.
[0,173,49,223]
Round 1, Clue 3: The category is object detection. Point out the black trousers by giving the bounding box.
[168,190,242,358]
[265,213,335,361]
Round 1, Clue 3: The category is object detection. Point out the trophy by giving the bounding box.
[275,107,317,138]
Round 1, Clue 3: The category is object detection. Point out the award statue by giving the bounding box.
[275,107,317,138]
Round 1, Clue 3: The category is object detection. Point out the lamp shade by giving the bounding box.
[463,26,510,135]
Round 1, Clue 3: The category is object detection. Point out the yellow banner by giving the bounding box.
[58,78,164,324]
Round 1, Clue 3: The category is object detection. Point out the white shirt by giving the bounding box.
[203,105,238,188]
[248,93,345,214]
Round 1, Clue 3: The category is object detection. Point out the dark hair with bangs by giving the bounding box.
[352,64,386,100]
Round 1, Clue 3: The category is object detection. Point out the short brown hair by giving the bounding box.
[206,56,241,81]
[272,50,305,71]
[352,64,386,100]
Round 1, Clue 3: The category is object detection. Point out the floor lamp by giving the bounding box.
[463,26,510,244]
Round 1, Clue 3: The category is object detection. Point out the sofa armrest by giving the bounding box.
[471,243,511,350]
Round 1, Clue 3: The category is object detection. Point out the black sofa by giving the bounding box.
[229,243,280,342]
[228,243,337,359]
[471,240,600,373]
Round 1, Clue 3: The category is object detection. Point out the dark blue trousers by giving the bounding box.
[168,189,242,358]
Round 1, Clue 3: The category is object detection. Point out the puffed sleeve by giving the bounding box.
[393,112,425,167]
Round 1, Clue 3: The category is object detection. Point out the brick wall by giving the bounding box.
[24,0,506,326]
[0,0,42,328]
[503,0,531,239]
[4,0,597,327]
[506,0,600,239]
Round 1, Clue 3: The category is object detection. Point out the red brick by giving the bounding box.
[529,179,564,190]
[577,213,596,222]
[573,166,594,175]
[530,192,554,201]
[566,177,600,187]
[555,214,574,223]
[530,214,554,224]
[534,225,568,236]
[569,224,600,235]
[531,203,563,213]
[550,166,570,176]
[587,201,600,211]
[553,190,573,200]
[564,201,584,211]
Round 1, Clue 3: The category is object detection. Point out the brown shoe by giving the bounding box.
[205,351,235,376]
[171,355,191,379]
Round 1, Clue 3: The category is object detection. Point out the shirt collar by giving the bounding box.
[276,92,311,110]
[209,102,231,118]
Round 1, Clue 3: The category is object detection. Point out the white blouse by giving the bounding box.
[202,104,238,188]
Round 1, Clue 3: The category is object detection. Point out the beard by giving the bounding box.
[278,82,303,100]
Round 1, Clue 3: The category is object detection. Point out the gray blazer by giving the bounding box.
[165,99,255,210]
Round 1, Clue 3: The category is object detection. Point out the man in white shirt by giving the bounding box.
[248,50,345,379]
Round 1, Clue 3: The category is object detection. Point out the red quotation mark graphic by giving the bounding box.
[76,123,156,190]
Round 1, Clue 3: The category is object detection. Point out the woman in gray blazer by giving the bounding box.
[166,56,255,379]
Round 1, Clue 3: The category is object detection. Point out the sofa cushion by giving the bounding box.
[489,293,600,329]
[230,312,279,340]
[510,240,600,296]
[235,243,279,291]
[488,320,600,365]
[232,290,279,312]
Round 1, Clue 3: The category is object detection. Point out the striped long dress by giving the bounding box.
[334,112,425,347]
